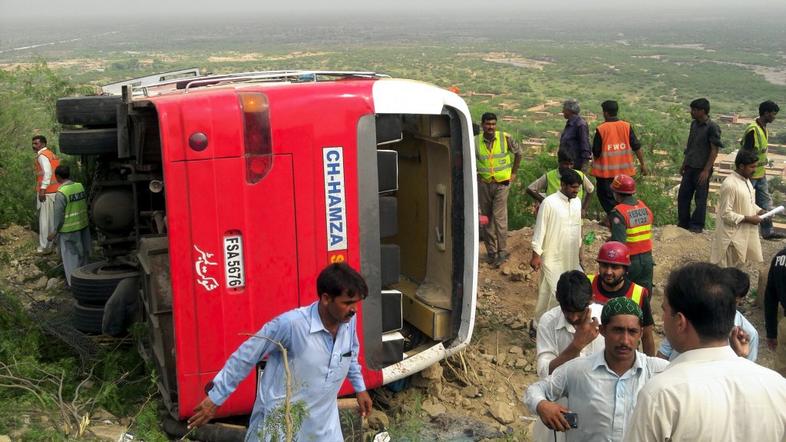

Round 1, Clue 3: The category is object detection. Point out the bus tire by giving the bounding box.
[73,302,104,335]
[60,128,118,155]
[56,96,122,126]
[71,261,139,306]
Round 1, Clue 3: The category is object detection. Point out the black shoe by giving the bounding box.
[485,253,497,264]
[529,320,537,342]
[688,227,703,234]
[763,232,786,240]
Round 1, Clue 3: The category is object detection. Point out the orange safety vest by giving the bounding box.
[615,199,653,255]
[587,274,647,307]
[35,148,60,194]
[591,120,636,178]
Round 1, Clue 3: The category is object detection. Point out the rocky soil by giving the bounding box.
[376,220,783,440]
[0,226,132,441]
[2,221,782,441]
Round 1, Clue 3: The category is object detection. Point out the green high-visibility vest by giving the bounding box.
[58,182,89,233]
[476,131,513,182]
[741,122,768,179]
[545,168,586,200]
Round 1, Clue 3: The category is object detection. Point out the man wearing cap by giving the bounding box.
[532,271,606,442]
[525,297,669,442]
[476,112,523,267]
[588,241,655,356]
[625,263,786,441]
[608,174,654,295]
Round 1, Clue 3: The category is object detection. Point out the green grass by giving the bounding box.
[129,400,170,442]
[0,285,167,440]
[385,392,427,441]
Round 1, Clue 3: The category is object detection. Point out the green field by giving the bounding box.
[2,13,785,229]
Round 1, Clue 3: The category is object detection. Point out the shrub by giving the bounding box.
[0,63,91,227]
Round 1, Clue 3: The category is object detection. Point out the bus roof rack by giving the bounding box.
[135,70,390,96]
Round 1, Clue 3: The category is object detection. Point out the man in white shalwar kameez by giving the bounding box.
[710,150,764,267]
[531,169,584,327]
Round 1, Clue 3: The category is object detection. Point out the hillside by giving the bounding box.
[377,220,783,440]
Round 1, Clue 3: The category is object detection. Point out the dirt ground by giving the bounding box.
[1,222,783,441]
[377,220,784,441]
[0,224,68,304]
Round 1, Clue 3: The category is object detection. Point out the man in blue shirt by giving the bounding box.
[525,297,669,442]
[187,263,373,441]
[657,267,759,362]
[559,99,592,172]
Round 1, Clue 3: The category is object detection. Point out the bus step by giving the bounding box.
[381,331,405,365]
[378,150,398,194]
[381,290,402,333]
[401,290,451,340]
[379,196,398,238]
[381,244,400,287]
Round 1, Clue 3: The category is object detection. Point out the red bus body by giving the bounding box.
[60,72,479,420]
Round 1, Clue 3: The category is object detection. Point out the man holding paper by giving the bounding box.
[710,150,765,267]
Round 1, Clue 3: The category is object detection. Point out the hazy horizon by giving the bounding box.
[2,0,786,21]
[2,2,785,61]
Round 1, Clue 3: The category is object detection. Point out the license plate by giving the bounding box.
[223,234,245,289]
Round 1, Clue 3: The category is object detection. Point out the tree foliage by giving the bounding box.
[0,63,92,227]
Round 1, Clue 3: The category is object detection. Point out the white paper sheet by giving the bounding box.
[760,205,785,220]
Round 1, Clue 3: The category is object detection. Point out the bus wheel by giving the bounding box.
[60,128,118,155]
[71,261,139,306]
[72,302,104,335]
[56,96,122,127]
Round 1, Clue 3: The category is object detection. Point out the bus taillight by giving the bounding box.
[239,92,272,184]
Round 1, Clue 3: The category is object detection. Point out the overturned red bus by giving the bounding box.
[57,70,479,420]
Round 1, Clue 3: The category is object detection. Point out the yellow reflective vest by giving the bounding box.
[587,274,646,307]
[545,168,586,200]
[742,122,768,179]
[58,182,89,233]
[477,131,513,182]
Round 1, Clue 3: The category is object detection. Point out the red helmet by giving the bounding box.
[611,174,636,194]
[596,241,631,266]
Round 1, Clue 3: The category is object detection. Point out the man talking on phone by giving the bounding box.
[524,297,668,442]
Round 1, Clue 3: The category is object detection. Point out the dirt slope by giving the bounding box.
[2,223,782,441]
[378,221,783,440]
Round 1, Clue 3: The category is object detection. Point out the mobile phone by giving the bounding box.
[562,412,578,429]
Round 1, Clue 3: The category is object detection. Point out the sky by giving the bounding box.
[2,0,785,20]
